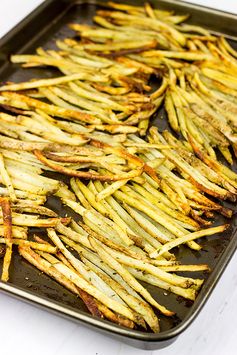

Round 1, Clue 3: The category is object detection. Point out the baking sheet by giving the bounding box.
[0,0,237,349]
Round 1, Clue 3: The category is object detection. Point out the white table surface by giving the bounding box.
[0,1,237,354]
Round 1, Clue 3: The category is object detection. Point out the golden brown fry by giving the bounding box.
[0,92,99,124]
[19,246,80,293]
[0,197,12,281]
[0,238,57,253]
[90,139,160,184]
[34,150,142,182]
[0,225,27,239]
[97,303,134,329]
[11,204,57,217]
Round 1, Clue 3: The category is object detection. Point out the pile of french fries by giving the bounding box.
[0,2,237,333]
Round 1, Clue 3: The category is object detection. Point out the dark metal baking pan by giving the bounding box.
[0,0,237,350]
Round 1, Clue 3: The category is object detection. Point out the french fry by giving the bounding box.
[0,198,12,281]
[55,222,91,249]
[97,241,199,288]
[34,150,143,182]
[0,225,27,239]
[159,264,210,272]
[0,212,70,227]
[90,237,174,316]
[126,267,198,301]
[96,303,134,329]
[95,180,129,201]
[0,92,100,124]
[82,256,157,332]
[38,248,127,323]
[0,238,57,253]
[11,204,58,217]
[150,224,229,258]
[19,246,82,293]
[0,154,16,202]
[143,50,212,61]
[46,229,144,325]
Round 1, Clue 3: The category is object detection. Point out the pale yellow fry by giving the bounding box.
[123,142,171,149]
[165,90,179,131]
[160,264,210,272]
[126,267,197,301]
[100,243,196,288]
[47,228,138,322]
[90,237,174,316]
[82,256,159,332]
[0,74,96,91]
[95,180,128,201]
[76,180,133,246]
[56,262,138,322]
[55,222,91,249]
[150,225,228,258]
[143,50,212,61]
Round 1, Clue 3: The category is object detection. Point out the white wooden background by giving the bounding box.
[0,1,236,354]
